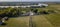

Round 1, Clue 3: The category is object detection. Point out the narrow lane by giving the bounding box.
[29,11,34,27]
[29,16,33,27]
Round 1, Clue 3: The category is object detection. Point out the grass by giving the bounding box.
[0,16,29,27]
[30,4,60,27]
[35,4,60,27]
[43,13,60,27]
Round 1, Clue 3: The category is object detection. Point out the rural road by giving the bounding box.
[29,15,54,27]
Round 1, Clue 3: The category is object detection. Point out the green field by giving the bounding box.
[33,4,60,27]
[0,4,60,27]
[0,16,29,27]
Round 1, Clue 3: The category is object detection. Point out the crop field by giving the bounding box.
[0,4,60,27]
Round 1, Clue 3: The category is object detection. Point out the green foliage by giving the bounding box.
[0,7,21,17]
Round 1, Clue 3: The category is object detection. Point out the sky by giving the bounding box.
[0,0,60,2]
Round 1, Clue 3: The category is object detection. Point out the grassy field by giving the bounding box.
[0,16,29,27]
[0,4,60,27]
[32,4,60,27]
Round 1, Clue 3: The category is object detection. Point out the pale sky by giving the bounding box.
[0,0,60,2]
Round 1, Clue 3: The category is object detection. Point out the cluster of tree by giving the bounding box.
[0,7,56,18]
[0,7,22,18]
[0,7,31,18]
[31,8,55,15]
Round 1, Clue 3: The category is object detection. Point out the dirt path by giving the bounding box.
[32,15,54,27]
